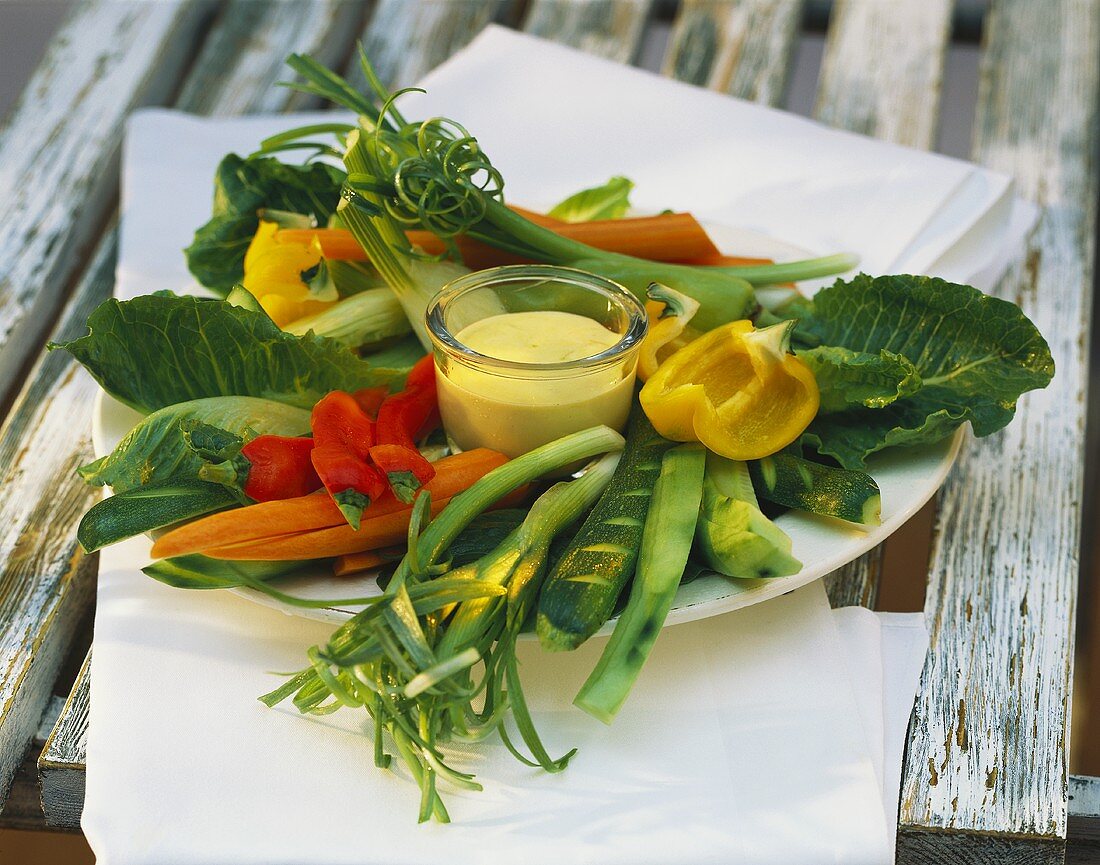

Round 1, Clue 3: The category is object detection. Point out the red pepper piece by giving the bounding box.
[198,435,321,502]
[415,406,441,440]
[368,443,435,504]
[374,357,440,498]
[405,354,437,391]
[240,436,321,501]
[352,387,389,419]
[312,391,374,460]
[310,444,388,530]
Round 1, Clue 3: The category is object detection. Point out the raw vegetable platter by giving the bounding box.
[64,49,1052,821]
[94,221,961,631]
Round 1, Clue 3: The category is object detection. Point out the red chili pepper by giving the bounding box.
[240,436,322,501]
[368,443,435,504]
[373,356,440,499]
[405,354,437,391]
[311,391,374,460]
[310,444,389,530]
[352,386,389,419]
[198,435,321,503]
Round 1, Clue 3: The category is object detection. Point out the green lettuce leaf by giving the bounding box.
[51,293,412,413]
[547,176,634,222]
[797,345,921,412]
[79,396,310,492]
[185,154,346,293]
[795,274,1054,468]
[144,554,307,591]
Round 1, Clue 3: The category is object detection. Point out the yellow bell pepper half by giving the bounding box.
[242,221,336,327]
[639,319,819,460]
[638,283,701,381]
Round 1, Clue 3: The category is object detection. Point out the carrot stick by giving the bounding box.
[202,484,532,562]
[150,448,507,560]
[206,496,457,560]
[686,253,774,267]
[507,205,566,226]
[278,212,720,268]
[333,545,406,577]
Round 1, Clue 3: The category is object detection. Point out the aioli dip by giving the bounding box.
[436,310,636,457]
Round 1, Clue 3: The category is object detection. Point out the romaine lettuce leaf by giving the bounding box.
[52,293,412,413]
[185,154,346,293]
[79,396,310,492]
[547,176,634,222]
[796,345,921,412]
[795,274,1053,468]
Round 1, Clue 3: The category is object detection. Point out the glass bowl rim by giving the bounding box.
[425,264,649,375]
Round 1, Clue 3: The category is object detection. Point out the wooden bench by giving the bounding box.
[0,1,1096,861]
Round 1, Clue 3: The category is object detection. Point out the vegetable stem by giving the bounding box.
[573,444,706,723]
[388,425,625,592]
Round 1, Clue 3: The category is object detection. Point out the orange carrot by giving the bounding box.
[277,212,720,269]
[150,448,507,560]
[333,545,406,577]
[206,496,457,560]
[686,253,774,267]
[203,484,533,562]
[507,205,566,226]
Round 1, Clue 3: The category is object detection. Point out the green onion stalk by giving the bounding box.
[261,426,624,821]
[261,49,858,336]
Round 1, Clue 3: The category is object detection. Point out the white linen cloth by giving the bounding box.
[85,543,900,865]
[85,26,1020,864]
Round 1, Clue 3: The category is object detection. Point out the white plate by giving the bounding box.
[93,220,962,632]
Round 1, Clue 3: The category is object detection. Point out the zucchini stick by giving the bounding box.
[536,407,675,651]
[574,444,706,723]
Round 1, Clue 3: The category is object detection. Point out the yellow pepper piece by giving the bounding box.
[242,221,335,326]
[638,284,701,381]
[639,319,819,460]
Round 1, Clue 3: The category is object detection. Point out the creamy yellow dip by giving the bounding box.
[436,311,636,457]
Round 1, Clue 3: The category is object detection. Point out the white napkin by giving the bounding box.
[832,608,930,861]
[85,26,1019,864]
[119,26,1019,298]
[85,539,899,865]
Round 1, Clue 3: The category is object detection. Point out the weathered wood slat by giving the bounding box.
[815,0,952,145]
[0,0,210,408]
[663,0,801,104]
[0,697,66,831]
[39,652,91,829]
[0,233,115,819]
[812,0,952,610]
[1069,775,1100,848]
[357,0,507,88]
[523,0,653,63]
[0,0,372,824]
[898,0,1099,860]
[175,0,369,116]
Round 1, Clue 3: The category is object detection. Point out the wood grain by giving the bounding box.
[523,0,653,63]
[39,653,90,829]
[1,0,370,823]
[357,0,506,88]
[175,0,368,116]
[663,0,801,104]
[898,0,1099,860]
[0,0,209,407]
[0,235,114,818]
[0,697,65,831]
[1069,775,1100,847]
[815,0,952,145]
